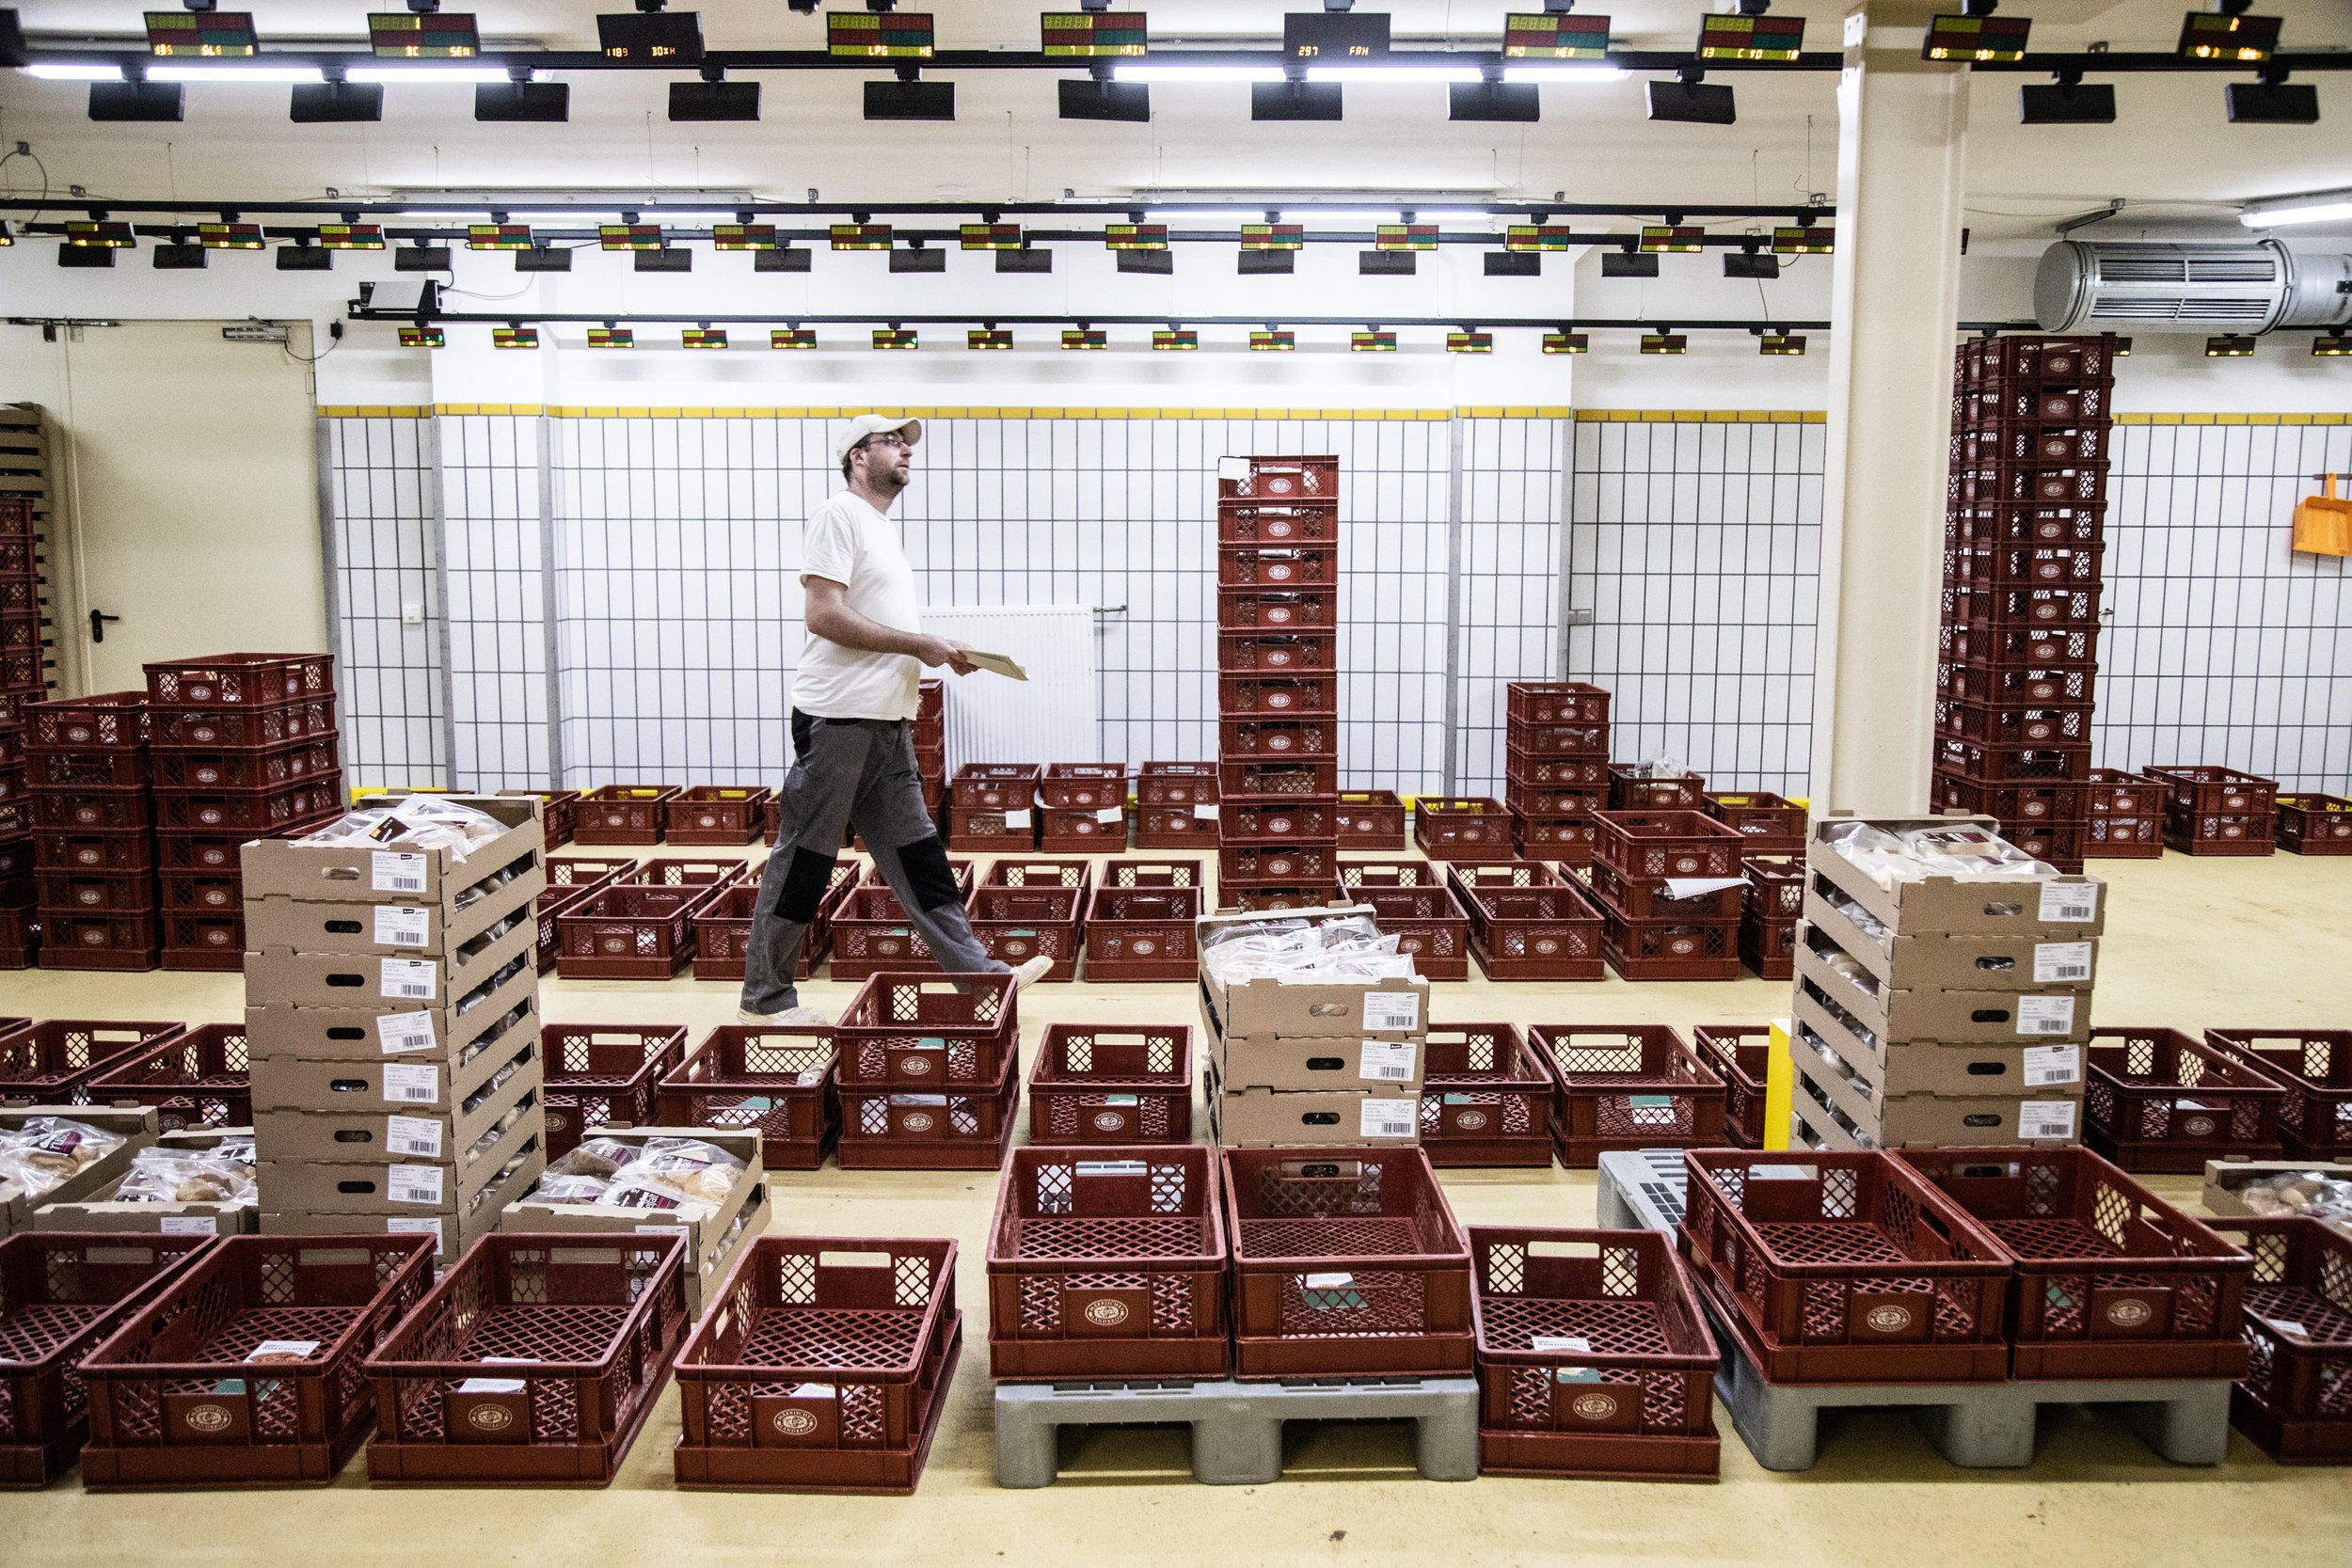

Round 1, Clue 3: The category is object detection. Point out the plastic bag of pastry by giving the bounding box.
[294,795,505,862]
[532,1173,615,1205]
[205,1133,258,1169]
[597,1178,717,1221]
[106,1147,258,1206]
[0,1117,127,1199]
[612,1136,746,1207]
[547,1135,638,1180]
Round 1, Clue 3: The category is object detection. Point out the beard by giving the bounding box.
[870,460,911,497]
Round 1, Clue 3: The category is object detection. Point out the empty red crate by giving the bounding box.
[834,972,1018,1090]
[690,882,821,983]
[34,867,158,913]
[150,695,339,752]
[1677,1149,2011,1383]
[23,747,149,789]
[663,786,771,846]
[27,785,151,833]
[1217,757,1339,799]
[499,787,578,847]
[1337,858,1444,891]
[1937,661,2096,708]
[2085,813,2163,858]
[1506,715,1609,757]
[1587,860,1745,922]
[1470,1227,1721,1481]
[2162,804,2274,856]
[1504,681,1612,727]
[1691,1025,1772,1148]
[1219,1147,1472,1379]
[363,1231,689,1485]
[1037,806,1127,854]
[156,869,241,914]
[554,884,711,980]
[1934,696,2095,750]
[0,1230,216,1487]
[1932,736,2093,784]
[1216,589,1337,632]
[1084,884,1200,981]
[143,652,333,708]
[1217,882,1343,913]
[674,1236,961,1493]
[1897,1147,2252,1381]
[1595,810,1744,880]
[538,1022,688,1155]
[1421,1022,1551,1166]
[624,856,752,892]
[1955,421,2108,469]
[655,1024,838,1170]
[1447,860,1565,927]
[24,691,148,752]
[1216,630,1337,673]
[1699,791,1805,857]
[87,1022,249,1131]
[1217,544,1336,590]
[1946,500,2105,550]
[36,911,161,972]
[1136,762,1217,805]
[1945,581,2103,637]
[1218,454,1339,501]
[0,1019,182,1103]
[827,882,953,983]
[151,774,342,835]
[1332,789,1406,847]
[546,853,635,890]
[1464,883,1606,983]
[952,767,1041,812]
[836,1048,1020,1170]
[1100,857,1202,890]
[1025,1024,1192,1145]
[947,806,1041,853]
[1940,620,2097,670]
[1607,768,1706,812]
[573,785,682,845]
[2202,1028,2352,1162]
[1943,539,2105,590]
[1414,798,1515,861]
[1355,884,1471,981]
[2202,1215,2352,1464]
[77,1232,437,1489]
[1505,751,1611,790]
[2277,795,2352,854]
[2085,1026,2287,1174]
[1514,812,1598,863]
[161,911,246,973]
[1602,911,1743,983]
[1534,1027,1725,1167]
[151,738,339,792]
[967,882,1084,980]
[1216,498,1337,544]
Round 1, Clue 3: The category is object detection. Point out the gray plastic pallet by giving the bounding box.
[993,1375,1482,1487]
[1595,1147,1691,1232]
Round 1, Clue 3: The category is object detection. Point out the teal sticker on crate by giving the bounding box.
[1103,1094,1137,1105]
[731,1096,773,1112]
[1442,1092,1477,1104]
[1300,1271,1365,1312]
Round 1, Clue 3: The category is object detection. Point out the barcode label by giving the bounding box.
[1095,804,1126,823]
[1359,1097,1417,1138]
[379,958,437,1001]
[1076,1160,1148,1178]
[381,1062,440,1103]
[1360,990,1422,1033]
[378,1010,437,1055]
[160,1214,220,1235]
[373,851,428,894]
[1192,801,1221,820]
[374,905,432,948]
[387,1163,445,1205]
[1359,1039,1420,1083]
[2033,942,2093,984]
[2038,881,2098,923]
[2019,1100,2078,1140]
[386,1215,445,1244]
[386,1115,443,1158]
[2023,1044,2082,1087]
[2016,995,2076,1037]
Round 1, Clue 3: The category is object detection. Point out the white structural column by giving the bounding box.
[1808,1,1971,814]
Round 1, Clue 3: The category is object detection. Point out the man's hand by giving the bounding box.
[913,635,977,675]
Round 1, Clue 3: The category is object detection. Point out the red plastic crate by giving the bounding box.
[1503,681,1612,726]
[1216,499,1337,545]
[1216,630,1337,673]
[1602,911,1743,982]
[160,911,246,973]
[545,853,634,889]
[1446,860,1565,929]
[150,737,339,793]
[1084,884,1201,980]
[22,747,148,789]
[2083,1026,2287,1174]
[2142,764,2278,818]
[674,1236,961,1493]
[1217,882,1343,913]
[663,785,771,846]
[2276,794,2352,854]
[1032,764,1124,812]
[623,856,752,892]
[836,1048,1020,1169]
[655,1024,838,1170]
[1605,768,1705,813]
[1217,841,1339,886]
[34,866,158,914]
[1506,751,1611,790]
[1038,806,1128,854]
[573,784,682,845]
[1220,795,1338,842]
[946,806,1041,854]
[539,1022,689,1156]
[1739,917,1797,983]
[1933,696,2095,750]
[1937,661,2096,708]
[1949,464,2108,508]
[2084,813,2164,859]
[948,764,1041,812]
[78,1232,437,1489]
[834,972,1018,1090]
[1099,857,1202,889]
[534,883,589,974]
[1136,762,1218,806]
[0,1230,217,1487]
[499,787,578,847]
[1136,803,1218,848]
[1217,454,1339,501]
[829,884,948,982]
[142,652,334,709]
[1219,1147,1472,1380]
[2161,804,2275,856]
[1929,774,2090,826]
[31,826,154,876]
[1691,1025,1773,1148]
[2203,1215,2352,1465]
[1217,715,1338,763]
[27,785,151,833]
[967,882,1084,980]
[1940,620,2097,671]
[1943,540,2105,591]
[1216,758,1338,800]
[1946,500,2104,551]
[2202,1028,2352,1162]
[1593,810,1744,880]
[689,883,763,981]
[1355,884,1471,982]
[1506,716,1610,759]
[1504,781,1603,818]
[35,912,161,972]
[1420,1022,1550,1166]
[1932,736,2094,785]
[1337,858,1444,891]
[1587,860,1744,922]
[1533,1027,1726,1166]
[1413,798,1516,862]
[1896,1147,2252,1381]
[363,1231,689,1485]
[989,1145,1225,1380]
[1025,1024,1191,1146]
[1954,420,2108,469]
[1216,589,1337,632]
[1677,1149,2012,1383]
[155,869,239,916]
[1944,582,2103,637]
[1470,1227,1720,1481]
[152,773,343,835]
[150,695,339,752]
[1514,811,1598,863]
[1696,791,1804,857]
[1464,883,1606,982]
[1332,789,1406,847]
[554,883,712,980]
[1217,544,1337,590]
[86,1022,249,1131]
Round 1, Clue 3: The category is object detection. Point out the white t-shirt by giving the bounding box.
[790,492,923,721]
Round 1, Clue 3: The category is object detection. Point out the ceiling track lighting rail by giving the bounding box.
[0,197,1836,223]
[345,307,1836,335]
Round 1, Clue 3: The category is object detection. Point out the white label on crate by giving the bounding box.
[1359,1039,1420,1083]
[1359,990,1422,1034]
[2033,942,2094,984]
[2016,995,2076,1037]
[1218,456,1252,482]
[1076,1161,1149,1178]
[246,1339,320,1362]
[1004,808,1032,829]
[2038,881,2099,923]
[381,1062,440,1104]
[1531,1336,1593,1354]
[458,1357,534,1395]
[373,905,432,948]
[386,1215,445,1245]
[2023,1045,2082,1088]
[386,1115,443,1159]
[789,1383,839,1401]
[1359,1098,1417,1138]
[1665,877,1746,899]
[1192,801,1221,820]
[160,1214,220,1235]
[2263,1317,2311,1339]
[1303,1272,1355,1290]
[1628,1094,1677,1127]
[1095,805,1126,824]
[378,1010,438,1056]
[388,1163,445,1205]
[2019,1100,2079,1140]
[379,958,437,1001]
[373,851,428,894]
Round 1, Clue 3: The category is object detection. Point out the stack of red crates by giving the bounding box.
[1589,811,1747,980]
[143,653,345,970]
[1502,681,1611,863]
[1216,457,1342,908]
[23,691,157,971]
[0,495,51,966]
[1934,334,2118,873]
[913,676,946,828]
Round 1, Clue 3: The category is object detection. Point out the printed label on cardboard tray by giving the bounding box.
[379,1010,438,1055]
[2022,1045,2081,1088]
[382,1062,440,1103]
[386,1115,443,1159]
[1077,1160,1149,1178]
[388,1163,445,1205]
[2016,995,2075,1037]
[380,958,437,1001]
[1359,1038,1420,1083]
[633,1223,687,1234]
[2037,881,2099,923]
[386,1215,445,1244]
[1360,990,1422,1034]
[160,1214,220,1235]
[1004,808,1032,829]
[374,905,432,948]
[1193,801,1221,820]
[1095,805,1126,823]
[2033,942,2093,984]
[1360,1097,1417,1138]
[2020,1100,2078,1140]
[373,851,428,894]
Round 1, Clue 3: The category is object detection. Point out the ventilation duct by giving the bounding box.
[2034,240,2352,333]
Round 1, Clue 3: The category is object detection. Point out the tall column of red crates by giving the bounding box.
[0,494,52,965]
[1215,457,1343,910]
[1932,334,2117,874]
[1502,681,1613,863]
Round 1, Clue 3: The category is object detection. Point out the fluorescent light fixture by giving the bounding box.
[23,64,127,82]
[1145,209,1250,225]
[651,211,751,226]
[1112,64,1285,83]
[1280,209,1402,226]
[345,65,511,84]
[1303,65,1483,84]
[2239,195,2352,228]
[148,65,325,84]
[1501,65,1629,83]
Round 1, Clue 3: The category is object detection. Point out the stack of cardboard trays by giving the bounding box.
[1788,814,2104,1150]
[243,794,549,1260]
[1197,904,1432,1149]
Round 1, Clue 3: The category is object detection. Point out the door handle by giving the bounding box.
[89,609,121,643]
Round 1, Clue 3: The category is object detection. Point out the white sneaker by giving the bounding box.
[738,1006,833,1027]
[1009,955,1055,991]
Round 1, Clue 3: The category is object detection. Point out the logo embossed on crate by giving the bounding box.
[467,1403,516,1433]
[900,1111,936,1132]
[2182,1115,2217,1138]
[1092,1111,1128,1132]
[771,1408,819,1437]
[1671,854,1702,874]
[900,1055,933,1076]
[183,1403,234,1433]
[546,1108,571,1130]
[600,935,628,954]
[1131,939,1158,957]
[1669,937,1699,957]
[2105,1297,2155,1328]
[1864,1305,1915,1335]
[1082,1297,1132,1327]
[1533,938,1560,956]
[1568,1391,1619,1422]
[1454,1108,1490,1132]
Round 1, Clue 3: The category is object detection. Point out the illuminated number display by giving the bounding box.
[199,222,263,250]
[1240,224,1304,251]
[1042,11,1148,55]
[1249,330,1295,351]
[772,328,818,350]
[601,225,666,251]
[1641,226,1705,253]
[1284,12,1390,58]
[873,327,920,349]
[1922,14,2030,61]
[1760,333,1807,356]
[1505,225,1574,252]
[1641,333,1689,355]
[832,224,894,250]
[397,326,445,348]
[714,224,778,250]
[1502,12,1610,58]
[146,10,258,55]
[318,224,385,250]
[369,11,480,57]
[587,327,634,348]
[65,222,138,247]
[2179,11,2278,61]
[1543,332,1589,355]
[1772,226,1834,254]
[830,11,935,57]
[468,224,534,251]
[682,328,728,349]
[969,328,1013,350]
[1696,13,1804,61]
[1061,328,1108,350]
[961,224,1024,250]
[492,325,539,349]
[1104,223,1168,250]
[1352,330,1398,352]
[1152,329,1198,350]
[1446,331,1494,354]
[1376,224,1437,251]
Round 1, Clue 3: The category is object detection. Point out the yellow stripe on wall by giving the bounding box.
[2113,412,2352,425]
[317,404,1565,421]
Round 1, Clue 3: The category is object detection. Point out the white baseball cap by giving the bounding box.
[833,412,924,465]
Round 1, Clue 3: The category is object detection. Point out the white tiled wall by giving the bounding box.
[322,416,445,784]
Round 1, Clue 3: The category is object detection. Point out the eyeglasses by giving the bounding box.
[858,431,913,451]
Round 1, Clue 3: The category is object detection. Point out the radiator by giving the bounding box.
[918,604,1104,774]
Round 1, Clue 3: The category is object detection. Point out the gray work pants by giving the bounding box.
[739,710,1003,1014]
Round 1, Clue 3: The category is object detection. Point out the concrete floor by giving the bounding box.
[6,847,2349,1568]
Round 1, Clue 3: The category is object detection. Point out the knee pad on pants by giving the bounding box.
[775,847,840,924]
[898,834,961,913]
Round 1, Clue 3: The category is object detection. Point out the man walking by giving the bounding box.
[739,413,1051,1023]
